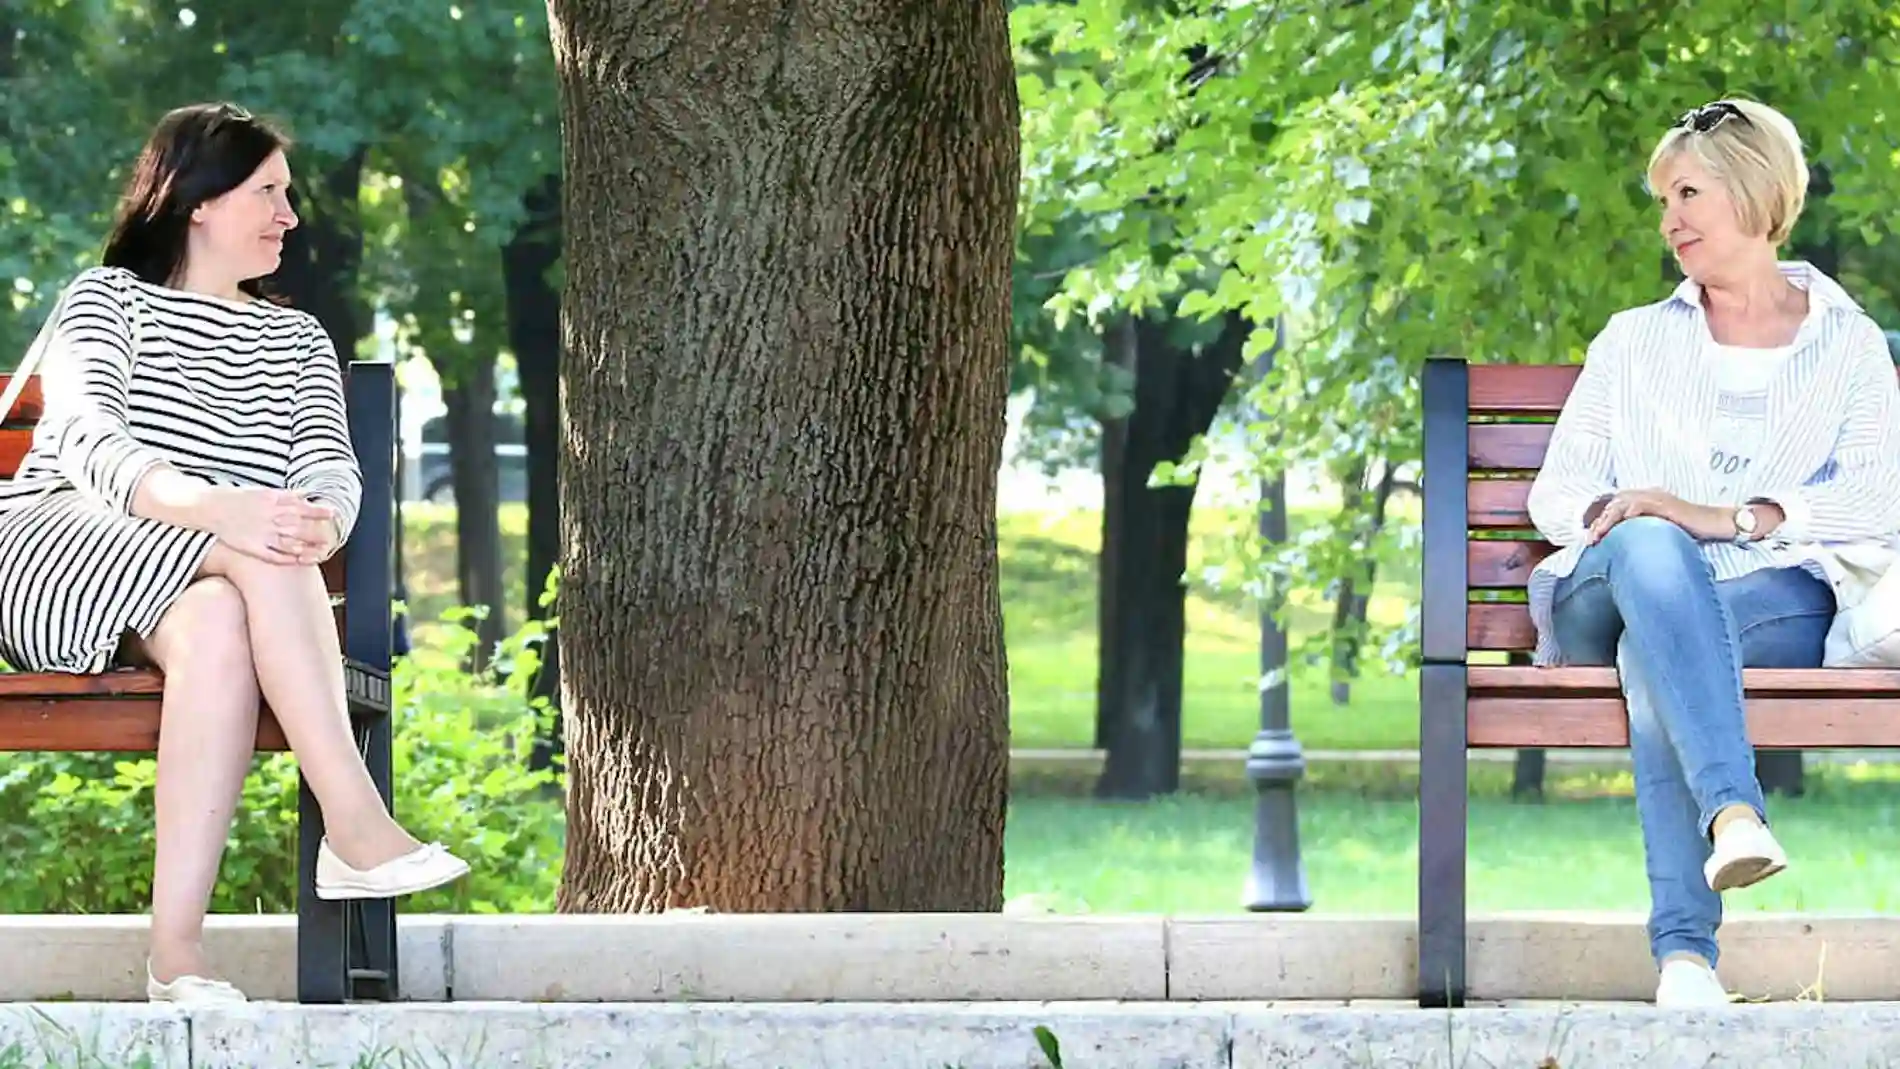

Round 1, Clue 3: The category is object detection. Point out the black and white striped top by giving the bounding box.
[0,265,361,540]
[1525,261,1900,665]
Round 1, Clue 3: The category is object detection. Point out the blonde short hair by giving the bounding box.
[1646,99,1809,245]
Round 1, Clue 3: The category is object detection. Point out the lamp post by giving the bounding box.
[1243,323,1310,912]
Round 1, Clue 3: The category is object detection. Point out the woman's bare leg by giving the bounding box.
[139,577,259,984]
[198,543,420,868]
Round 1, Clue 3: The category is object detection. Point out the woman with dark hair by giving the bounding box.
[0,103,468,1003]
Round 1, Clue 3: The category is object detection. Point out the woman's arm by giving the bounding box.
[1751,317,1900,544]
[284,318,362,558]
[36,269,216,522]
[1526,315,1624,547]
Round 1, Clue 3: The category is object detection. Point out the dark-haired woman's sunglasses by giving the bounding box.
[1676,102,1752,133]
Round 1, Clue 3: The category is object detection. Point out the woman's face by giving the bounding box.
[1654,151,1758,281]
[189,149,299,284]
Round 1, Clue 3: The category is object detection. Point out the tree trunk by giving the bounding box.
[443,359,507,668]
[397,169,509,664]
[1329,462,1397,705]
[272,148,367,360]
[547,0,1018,912]
[504,173,566,771]
[1094,313,1247,800]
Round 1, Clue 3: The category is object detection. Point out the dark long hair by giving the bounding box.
[101,102,292,301]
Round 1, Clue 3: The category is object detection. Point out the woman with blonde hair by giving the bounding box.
[1526,98,1900,1007]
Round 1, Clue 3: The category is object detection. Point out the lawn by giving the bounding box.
[400,501,1424,753]
[1002,761,1900,915]
[312,506,1900,922]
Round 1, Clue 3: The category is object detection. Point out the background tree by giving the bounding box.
[1019,0,1900,789]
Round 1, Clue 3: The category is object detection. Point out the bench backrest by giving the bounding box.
[1459,365,1572,655]
[1426,358,1900,663]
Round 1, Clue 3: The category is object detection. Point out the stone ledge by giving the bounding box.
[0,915,448,1003]
[449,913,1168,1001]
[3,912,1899,1004]
[10,1001,1900,1069]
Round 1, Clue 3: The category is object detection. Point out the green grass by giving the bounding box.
[1002,760,1900,915]
[401,502,1425,753]
[994,507,1419,752]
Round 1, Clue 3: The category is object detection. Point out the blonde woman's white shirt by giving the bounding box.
[1524,262,1900,666]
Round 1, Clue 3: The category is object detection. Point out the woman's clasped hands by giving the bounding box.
[206,487,339,565]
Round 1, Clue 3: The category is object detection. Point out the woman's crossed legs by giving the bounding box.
[1549,516,1833,997]
[137,543,453,987]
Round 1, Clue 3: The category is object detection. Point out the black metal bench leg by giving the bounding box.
[1418,662,1469,1007]
[297,775,347,1004]
[334,358,399,1003]
[353,713,399,1000]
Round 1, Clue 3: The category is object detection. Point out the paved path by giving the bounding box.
[7,999,1888,1068]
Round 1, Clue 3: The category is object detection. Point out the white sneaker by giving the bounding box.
[1704,818,1788,892]
[147,960,248,1004]
[1655,958,1731,1009]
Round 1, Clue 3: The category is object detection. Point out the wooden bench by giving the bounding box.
[1416,355,1900,1008]
[0,362,399,1004]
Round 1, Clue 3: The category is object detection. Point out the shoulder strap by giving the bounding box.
[0,270,144,425]
[0,280,76,424]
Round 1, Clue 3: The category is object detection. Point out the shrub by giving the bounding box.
[0,607,564,915]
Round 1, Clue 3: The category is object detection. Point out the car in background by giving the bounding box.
[402,413,530,504]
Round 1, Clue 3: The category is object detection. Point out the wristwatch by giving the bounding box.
[1732,506,1758,543]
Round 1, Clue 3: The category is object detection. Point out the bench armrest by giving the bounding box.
[342,361,396,679]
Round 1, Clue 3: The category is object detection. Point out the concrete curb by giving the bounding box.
[4,913,1899,1005]
[8,1000,1900,1068]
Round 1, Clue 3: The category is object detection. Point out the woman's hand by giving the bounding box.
[1585,488,1740,544]
[206,488,338,565]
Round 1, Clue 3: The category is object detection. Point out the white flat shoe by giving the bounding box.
[1655,958,1731,1009]
[147,960,248,1004]
[1704,819,1788,892]
[315,838,470,900]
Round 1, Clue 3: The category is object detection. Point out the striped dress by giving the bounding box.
[0,265,360,673]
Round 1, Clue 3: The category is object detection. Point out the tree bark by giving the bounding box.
[1094,313,1247,800]
[547,0,1018,912]
[504,173,566,771]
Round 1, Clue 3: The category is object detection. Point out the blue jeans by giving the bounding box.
[1548,516,1835,967]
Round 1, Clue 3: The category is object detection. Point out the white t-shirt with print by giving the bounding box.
[1705,339,1798,505]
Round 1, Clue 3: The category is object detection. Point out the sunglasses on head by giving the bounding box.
[1676,102,1752,133]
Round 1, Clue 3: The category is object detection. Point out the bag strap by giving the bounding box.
[0,280,76,425]
[0,270,143,426]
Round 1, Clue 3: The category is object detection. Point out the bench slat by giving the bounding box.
[1468,423,1552,471]
[1468,602,1535,650]
[1468,539,1554,588]
[1469,696,1900,748]
[0,699,288,751]
[0,429,34,478]
[0,669,164,695]
[1468,365,1581,415]
[0,374,45,424]
[1468,479,1533,528]
[1471,665,1900,696]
